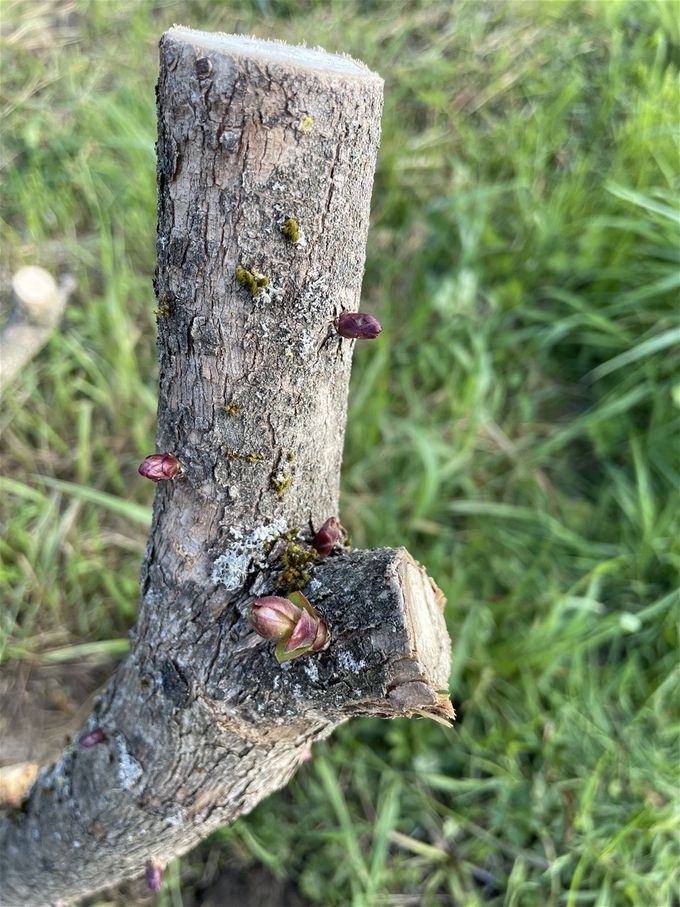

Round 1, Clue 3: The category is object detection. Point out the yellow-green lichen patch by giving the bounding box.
[276,542,317,592]
[278,215,306,249]
[270,470,292,498]
[222,401,242,416]
[235,265,270,297]
[155,290,171,316]
[226,447,265,464]
[281,217,300,243]
[299,115,313,135]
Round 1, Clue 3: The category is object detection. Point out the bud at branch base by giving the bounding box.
[248,596,300,642]
[249,591,330,662]
[313,516,344,555]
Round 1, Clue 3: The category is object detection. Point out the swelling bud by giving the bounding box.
[249,596,301,642]
[249,592,330,662]
[313,516,344,556]
[138,453,180,482]
[78,728,107,748]
[336,312,382,340]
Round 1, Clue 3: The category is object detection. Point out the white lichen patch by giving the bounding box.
[212,521,286,592]
[114,734,143,790]
[298,275,337,323]
[302,660,319,682]
[254,282,284,305]
[337,650,367,673]
[298,329,315,358]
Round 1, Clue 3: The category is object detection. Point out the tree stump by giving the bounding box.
[0,29,453,905]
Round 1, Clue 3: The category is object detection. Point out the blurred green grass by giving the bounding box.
[1,0,679,905]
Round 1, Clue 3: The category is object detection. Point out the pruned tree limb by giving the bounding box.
[0,29,452,906]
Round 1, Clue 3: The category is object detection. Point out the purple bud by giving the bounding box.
[251,593,330,662]
[138,453,180,482]
[312,618,331,652]
[284,607,318,652]
[313,516,343,556]
[249,596,302,642]
[336,312,382,340]
[145,861,163,893]
[78,728,107,748]
[274,591,330,662]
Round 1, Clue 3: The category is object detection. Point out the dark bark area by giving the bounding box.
[0,30,452,907]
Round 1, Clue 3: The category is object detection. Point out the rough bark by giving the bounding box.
[0,29,453,906]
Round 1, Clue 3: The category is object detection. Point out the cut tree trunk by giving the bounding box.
[0,29,453,906]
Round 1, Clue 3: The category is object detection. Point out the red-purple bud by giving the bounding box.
[249,596,301,642]
[284,607,318,652]
[336,312,382,340]
[78,728,107,748]
[145,861,163,893]
[312,618,330,652]
[138,453,180,482]
[138,454,179,482]
[312,517,343,556]
[250,592,330,662]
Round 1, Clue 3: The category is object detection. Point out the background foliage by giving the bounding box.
[1,1,679,905]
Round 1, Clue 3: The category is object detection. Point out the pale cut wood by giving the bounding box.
[0,30,452,906]
[0,267,74,393]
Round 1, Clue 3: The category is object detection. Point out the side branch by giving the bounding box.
[0,548,451,906]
